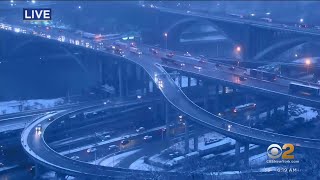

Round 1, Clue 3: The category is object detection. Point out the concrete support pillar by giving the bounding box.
[34,164,43,179]
[118,63,123,97]
[284,102,289,121]
[273,107,277,116]
[215,85,219,95]
[222,86,227,94]
[98,60,103,85]
[235,141,241,168]
[203,84,209,110]
[194,135,199,151]
[124,64,129,96]
[165,102,170,139]
[55,172,66,180]
[187,77,191,87]
[184,119,189,154]
[178,75,182,87]
[244,143,250,167]
[214,97,219,113]
[267,110,271,120]
[196,79,200,86]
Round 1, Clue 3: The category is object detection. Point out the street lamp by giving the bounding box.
[164,32,168,52]
[299,18,304,23]
[305,58,311,73]
[236,46,241,53]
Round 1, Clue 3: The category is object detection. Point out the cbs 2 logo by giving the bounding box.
[267,144,294,159]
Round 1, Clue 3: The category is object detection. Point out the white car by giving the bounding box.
[35,124,42,131]
[136,127,145,133]
[70,156,79,160]
[194,66,202,70]
[108,145,118,151]
[87,147,97,153]
[143,135,153,140]
[184,52,191,57]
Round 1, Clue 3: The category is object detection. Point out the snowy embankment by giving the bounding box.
[0,98,64,115]
[96,149,141,167]
[129,156,164,171]
[289,104,318,122]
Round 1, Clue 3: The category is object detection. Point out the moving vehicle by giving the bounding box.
[233,103,256,113]
[184,52,191,57]
[35,124,42,131]
[194,66,202,70]
[70,156,79,160]
[136,127,145,133]
[113,41,128,49]
[161,57,177,65]
[229,66,235,71]
[261,17,272,23]
[129,47,142,55]
[166,52,174,58]
[289,82,320,96]
[87,147,97,153]
[244,69,277,81]
[108,145,118,151]
[239,76,247,81]
[143,135,153,140]
[114,48,125,57]
[121,139,130,145]
[149,48,158,54]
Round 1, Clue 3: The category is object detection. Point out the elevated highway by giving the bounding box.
[11,22,320,178]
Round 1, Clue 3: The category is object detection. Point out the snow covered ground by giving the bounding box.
[97,149,141,167]
[129,156,164,171]
[0,98,64,115]
[289,104,318,122]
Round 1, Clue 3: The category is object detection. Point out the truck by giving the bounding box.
[161,57,177,65]
[113,41,128,49]
[289,82,320,97]
[244,69,277,81]
[129,47,142,55]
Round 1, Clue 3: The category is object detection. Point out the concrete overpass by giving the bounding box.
[3,22,318,178]
[138,4,320,60]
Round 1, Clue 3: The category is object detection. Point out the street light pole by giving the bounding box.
[164,32,168,52]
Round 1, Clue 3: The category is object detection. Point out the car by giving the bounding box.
[215,63,221,67]
[107,45,116,51]
[130,42,137,47]
[108,145,118,151]
[115,49,125,56]
[180,63,185,67]
[48,117,54,121]
[87,147,97,153]
[35,124,42,131]
[70,156,79,160]
[227,124,232,131]
[121,139,130,145]
[183,52,191,57]
[136,127,145,133]
[194,66,202,70]
[166,52,174,58]
[239,76,247,81]
[144,135,153,140]
[98,134,111,141]
[229,66,235,71]
[149,48,158,54]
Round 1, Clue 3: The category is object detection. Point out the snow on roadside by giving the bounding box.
[129,156,164,171]
[249,152,267,166]
[97,149,141,167]
[289,104,318,122]
[0,98,64,115]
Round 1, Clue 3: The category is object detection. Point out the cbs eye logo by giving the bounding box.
[267,144,294,159]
